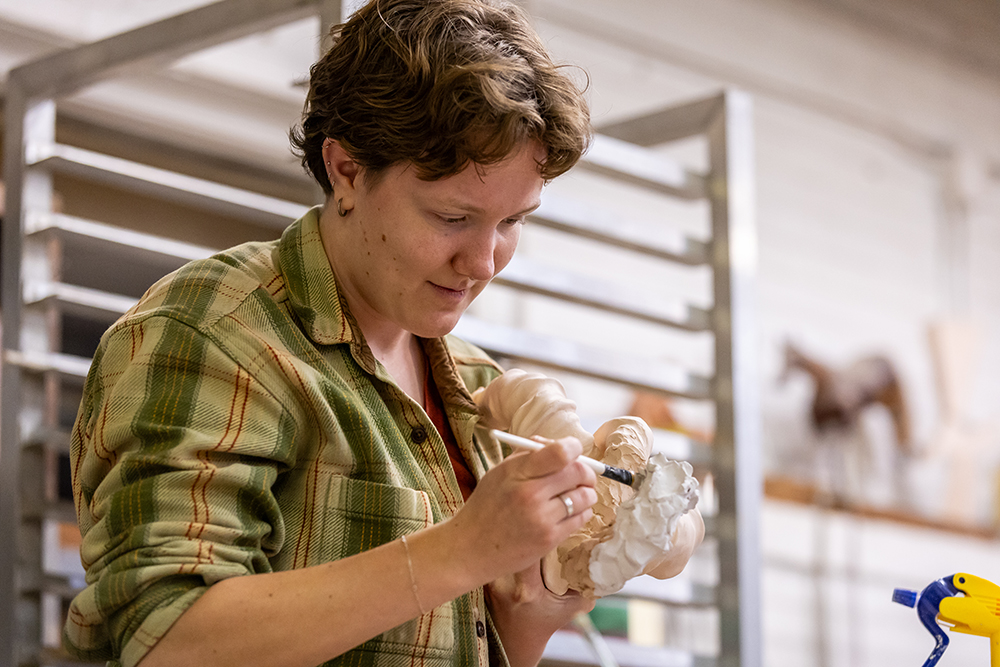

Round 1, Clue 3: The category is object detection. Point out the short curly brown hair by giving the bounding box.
[290,0,591,193]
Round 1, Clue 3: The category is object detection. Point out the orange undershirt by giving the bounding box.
[424,366,477,501]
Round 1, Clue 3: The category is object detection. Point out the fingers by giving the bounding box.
[552,485,598,525]
[502,436,598,526]
[450,435,599,582]
[512,436,587,480]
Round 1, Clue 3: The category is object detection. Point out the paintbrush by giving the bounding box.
[489,429,643,487]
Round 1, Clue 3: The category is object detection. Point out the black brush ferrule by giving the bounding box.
[601,466,634,487]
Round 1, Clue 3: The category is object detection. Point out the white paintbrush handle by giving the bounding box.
[490,429,606,476]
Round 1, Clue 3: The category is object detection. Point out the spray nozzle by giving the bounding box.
[894,575,961,667]
[892,588,918,608]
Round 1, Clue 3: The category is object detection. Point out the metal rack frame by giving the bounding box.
[460,93,762,667]
[0,2,760,665]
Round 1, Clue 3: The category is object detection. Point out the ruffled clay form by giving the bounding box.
[473,369,699,597]
[589,455,699,596]
[472,368,594,452]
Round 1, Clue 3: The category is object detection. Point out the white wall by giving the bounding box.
[514,2,1000,665]
[527,0,1000,472]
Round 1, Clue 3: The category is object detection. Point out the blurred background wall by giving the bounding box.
[1,1,999,666]
[525,3,1000,664]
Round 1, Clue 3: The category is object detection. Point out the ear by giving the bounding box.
[322,139,361,210]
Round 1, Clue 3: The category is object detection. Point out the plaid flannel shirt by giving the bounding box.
[64,208,506,667]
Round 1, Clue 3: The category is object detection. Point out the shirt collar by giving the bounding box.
[275,207,377,371]
[422,337,478,413]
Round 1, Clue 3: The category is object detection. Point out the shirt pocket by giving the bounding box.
[299,471,456,656]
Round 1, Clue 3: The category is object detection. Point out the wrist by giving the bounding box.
[402,519,488,611]
[487,594,550,667]
[399,534,427,616]
[486,566,593,667]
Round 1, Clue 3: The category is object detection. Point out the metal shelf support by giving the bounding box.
[707,92,762,667]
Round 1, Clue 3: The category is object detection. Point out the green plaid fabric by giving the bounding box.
[64,208,506,667]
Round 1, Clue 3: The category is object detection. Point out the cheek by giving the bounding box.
[493,227,521,274]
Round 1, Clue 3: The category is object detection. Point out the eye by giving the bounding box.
[437,214,468,223]
[502,217,526,226]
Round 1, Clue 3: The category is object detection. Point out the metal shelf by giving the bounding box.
[40,576,83,602]
[616,576,715,607]
[18,500,75,526]
[453,316,711,400]
[1,3,334,666]
[25,212,218,300]
[580,134,707,200]
[495,256,710,332]
[26,212,216,264]
[649,428,713,467]
[530,194,709,266]
[4,350,92,381]
[543,630,714,667]
[25,282,137,322]
[28,144,308,230]
[23,428,73,456]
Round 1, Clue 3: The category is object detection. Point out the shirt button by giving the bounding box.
[410,426,428,444]
[476,621,486,638]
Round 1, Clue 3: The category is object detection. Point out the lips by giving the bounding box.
[430,281,473,294]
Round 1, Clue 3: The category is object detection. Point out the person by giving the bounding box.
[63,2,698,667]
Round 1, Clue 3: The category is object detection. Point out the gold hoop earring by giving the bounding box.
[337,198,347,217]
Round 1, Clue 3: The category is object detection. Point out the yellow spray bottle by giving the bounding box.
[894,573,1000,666]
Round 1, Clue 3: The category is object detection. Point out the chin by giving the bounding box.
[412,313,463,339]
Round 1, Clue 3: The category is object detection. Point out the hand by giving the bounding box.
[486,560,596,667]
[447,436,598,586]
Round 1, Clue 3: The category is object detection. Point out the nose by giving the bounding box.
[454,227,499,282]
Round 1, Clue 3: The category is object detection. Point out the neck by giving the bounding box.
[340,280,428,405]
[350,305,415,362]
[373,332,427,407]
[318,205,426,403]
[348,296,428,405]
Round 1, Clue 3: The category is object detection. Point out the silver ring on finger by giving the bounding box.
[560,492,574,519]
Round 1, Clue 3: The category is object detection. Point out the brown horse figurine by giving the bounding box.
[783,342,912,453]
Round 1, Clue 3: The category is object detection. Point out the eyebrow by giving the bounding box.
[515,201,542,217]
[442,200,542,217]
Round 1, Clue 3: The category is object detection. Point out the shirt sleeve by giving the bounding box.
[64,313,299,666]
